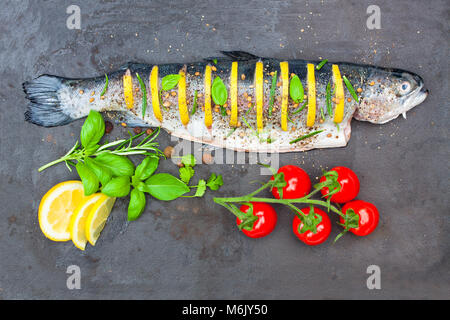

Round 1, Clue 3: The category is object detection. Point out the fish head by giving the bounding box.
[354,68,428,124]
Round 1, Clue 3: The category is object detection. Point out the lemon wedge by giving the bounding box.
[38,181,87,242]
[69,193,104,250]
[85,194,116,246]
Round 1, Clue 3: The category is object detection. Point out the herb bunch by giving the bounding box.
[39,110,223,220]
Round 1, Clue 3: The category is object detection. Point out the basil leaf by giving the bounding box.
[80,110,105,148]
[144,173,190,201]
[161,74,181,91]
[181,154,196,167]
[94,153,135,177]
[206,173,223,191]
[128,188,146,221]
[135,156,159,181]
[101,176,131,197]
[76,161,99,196]
[179,166,195,184]
[194,179,207,197]
[211,76,227,106]
[84,157,113,186]
[84,144,100,156]
[289,74,304,103]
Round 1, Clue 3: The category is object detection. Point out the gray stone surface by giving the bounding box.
[0,0,448,299]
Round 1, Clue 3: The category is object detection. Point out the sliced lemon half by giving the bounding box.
[38,181,87,242]
[85,194,116,246]
[69,193,104,250]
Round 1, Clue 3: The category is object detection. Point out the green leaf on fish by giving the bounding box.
[212,76,228,106]
[289,74,304,103]
[161,74,181,91]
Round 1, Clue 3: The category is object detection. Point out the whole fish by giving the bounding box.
[23,51,428,153]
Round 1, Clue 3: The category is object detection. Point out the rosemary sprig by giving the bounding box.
[343,75,359,103]
[292,100,307,114]
[38,127,163,172]
[268,70,277,117]
[136,73,147,118]
[316,59,328,70]
[191,90,198,115]
[100,74,109,97]
[326,82,332,117]
[289,130,323,144]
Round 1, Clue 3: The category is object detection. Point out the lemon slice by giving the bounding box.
[69,193,104,250]
[38,181,87,242]
[85,194,116,246]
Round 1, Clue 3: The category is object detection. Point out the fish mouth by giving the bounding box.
[394,81,429,122]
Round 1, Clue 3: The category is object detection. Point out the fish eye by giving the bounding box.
[399,81,411,94]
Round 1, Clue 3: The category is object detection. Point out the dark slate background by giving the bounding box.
[0,0,448,299]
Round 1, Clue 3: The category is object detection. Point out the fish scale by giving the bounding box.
[23,51,428,153]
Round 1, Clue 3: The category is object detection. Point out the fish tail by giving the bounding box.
[23,75,74,127]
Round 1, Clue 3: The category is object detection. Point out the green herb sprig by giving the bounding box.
[343,75,359,103]
[100,74,109,97]
[38,111,223,221]
[289,130,323,144]
[268,70,277,117]
[316,59,328,70]
[136,73,147,118]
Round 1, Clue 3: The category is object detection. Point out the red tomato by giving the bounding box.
[341,200,379,236]
[271,165,311,199]
[236,202,277,238]
[292,207,331,246]
[320,166,360,203]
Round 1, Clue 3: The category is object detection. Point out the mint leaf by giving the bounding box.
[181,154,196,167]
[206,173,223,191]
[194,179,207,197]
[179,166,195,184]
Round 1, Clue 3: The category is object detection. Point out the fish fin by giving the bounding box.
[118,62,152,73]
[23,75,74,127]
[220,51,260,61]
[203,56,231,64]
[103,111,153,128]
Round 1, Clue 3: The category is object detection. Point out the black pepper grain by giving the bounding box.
[105,121,113,134]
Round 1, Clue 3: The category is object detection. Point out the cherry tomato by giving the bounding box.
[340,200,379,236]
[236,202,277,238]
[292,207,331,246]
[271,165,311,199]
[320,166,360,203]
